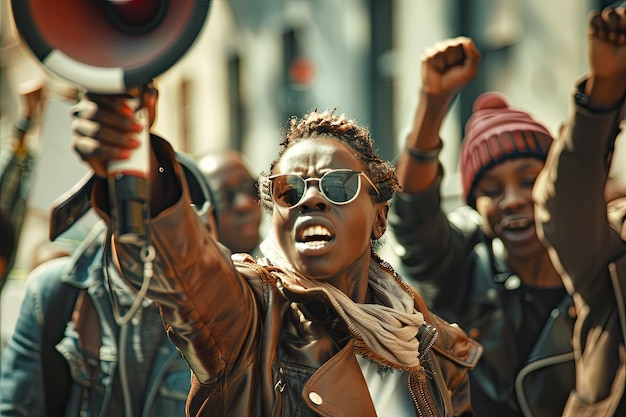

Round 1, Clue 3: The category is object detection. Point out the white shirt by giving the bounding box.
[356,355,414,416]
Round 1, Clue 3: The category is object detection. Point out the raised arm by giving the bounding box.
[389,38,482,318]
[534,6,626,289]
[533,5,626,413]
[70,86,263,387]
[395,36,480,193]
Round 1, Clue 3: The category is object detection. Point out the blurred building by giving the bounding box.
[1,0,602,278]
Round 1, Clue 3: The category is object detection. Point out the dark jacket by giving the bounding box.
[389,179,575,416]
[0,222,190,417]
[534,82,626,417]
[91,137,483,416]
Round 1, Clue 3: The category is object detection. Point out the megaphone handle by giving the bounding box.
[108,97,151,245]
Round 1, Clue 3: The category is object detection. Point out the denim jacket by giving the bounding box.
[0,223,190,417]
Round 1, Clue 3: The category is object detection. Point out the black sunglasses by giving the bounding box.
[269,169,380,208]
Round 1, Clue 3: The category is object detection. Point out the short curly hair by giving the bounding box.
[258,109,401,214]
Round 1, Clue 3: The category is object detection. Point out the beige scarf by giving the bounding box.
[259,233,425,370]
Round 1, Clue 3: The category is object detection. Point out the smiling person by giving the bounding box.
[70,101,482,416]
[389,37,574,416]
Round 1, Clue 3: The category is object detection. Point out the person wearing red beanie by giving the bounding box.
[460,91,554,209]
[390,36,573,416]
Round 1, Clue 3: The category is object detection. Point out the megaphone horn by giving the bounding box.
[11,0,211,94]
[11,0,211,244]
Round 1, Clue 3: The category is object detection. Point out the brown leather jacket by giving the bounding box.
[91,137,482,417]
[534,83,626,417]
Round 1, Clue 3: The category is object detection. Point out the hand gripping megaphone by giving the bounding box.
[10,0,211,243]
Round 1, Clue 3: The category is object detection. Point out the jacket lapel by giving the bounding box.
[303,339,376,417]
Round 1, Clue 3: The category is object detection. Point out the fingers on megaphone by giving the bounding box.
[71,100,101,154]
[72,97,132,135]
[72,133,133,179]
[72,115,141,156]
[72,135,100,162]
[75,93,147,134]
[72,134,110,179]
[71,99,98,122]
[71,118,101,142]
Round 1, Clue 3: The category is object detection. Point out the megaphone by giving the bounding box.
[11,0,211,244]
[10,0,211,93]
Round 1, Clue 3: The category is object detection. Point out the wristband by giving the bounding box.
[575,79,625,113]
[405,141,443,163]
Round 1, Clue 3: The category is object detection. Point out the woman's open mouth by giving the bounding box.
[297,224,332,249]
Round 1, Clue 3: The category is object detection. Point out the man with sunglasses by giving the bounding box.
[198,150,263,256]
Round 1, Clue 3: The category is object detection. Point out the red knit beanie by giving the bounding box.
[460,92,554,208]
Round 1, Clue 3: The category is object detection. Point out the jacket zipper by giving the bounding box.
[408,370,437,417]
[271,367,285,417]
[417,325,438,361]
[409,325,441,417]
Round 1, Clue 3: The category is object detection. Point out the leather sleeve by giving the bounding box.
[534,87,625,310]
[533,81,626,413]
[91,137,263,386]
[390,176,484,320]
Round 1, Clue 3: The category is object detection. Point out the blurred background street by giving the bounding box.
[0,0,615,351]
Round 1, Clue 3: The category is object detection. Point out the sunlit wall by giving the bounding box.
[0,0,599,275]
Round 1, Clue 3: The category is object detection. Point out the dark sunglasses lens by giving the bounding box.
[321,171,359,204]
[272,175,305,207]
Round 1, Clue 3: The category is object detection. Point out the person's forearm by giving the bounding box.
[396,91,453,194]
[585,73,626,108]
[108,194,259,384]
[536,99,624,284]
[95,141,258,385]
[391,187,478,321]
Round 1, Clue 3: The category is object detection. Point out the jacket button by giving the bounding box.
[309,392,323,405]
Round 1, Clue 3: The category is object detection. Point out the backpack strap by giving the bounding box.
[40,222,106,417]
[41,276,80,417]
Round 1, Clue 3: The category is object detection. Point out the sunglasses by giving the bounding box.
[269,169,380,208]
